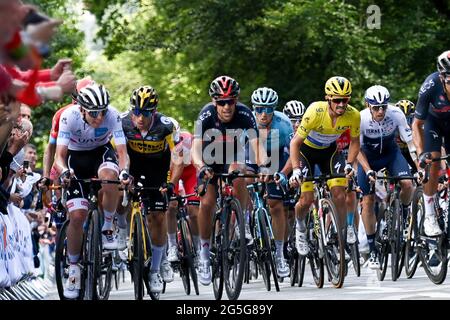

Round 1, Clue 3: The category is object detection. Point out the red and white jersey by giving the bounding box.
[177,131,194,166]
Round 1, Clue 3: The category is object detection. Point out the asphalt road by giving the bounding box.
[46,260,450,300]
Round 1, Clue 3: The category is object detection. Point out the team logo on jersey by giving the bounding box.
[161,116,172,125]
[303,117,310,124]
[95,128,108,137]
[62,117,67,125]
[74,129,82,136]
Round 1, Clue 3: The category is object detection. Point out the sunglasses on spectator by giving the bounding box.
[84,108,108,118]
[331,97,350,104]
[254,106,275,114]
[370,104,388,111]
[132,108,154,117]
[215,99,236,106]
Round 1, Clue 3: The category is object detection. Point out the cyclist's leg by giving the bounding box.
[388,148,414,219]
[181,165,201,252]
[166,196,179,262]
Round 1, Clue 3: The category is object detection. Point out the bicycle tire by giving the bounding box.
[307,211,324,288]
[83,209,100,300]
[223,198,247,300]
[349,241,361,277]
[390,198,401,281]
[96,211,113,300]
[288,226,298,287]
[183,219,200,295]
[178,219,191,295]
[130,212,144,300]
[418,197,448,285]
[260,208,280,292]
[55,219,70,300]
[211,209,224,300]
[321,199,345,288]
[405,186,422,278]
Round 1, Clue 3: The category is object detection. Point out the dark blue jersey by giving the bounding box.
[415,72,450,121]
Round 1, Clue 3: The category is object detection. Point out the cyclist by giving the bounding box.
[357,85,417,268]
[192,75,264,286]
[283,100,306,132]
[54,83,130,299]
[395,100,418,174]
[247,87,293,278]
[166,129,201,263]
[120,85,182,293]
[412,50,450,236]
[290,76,360,256]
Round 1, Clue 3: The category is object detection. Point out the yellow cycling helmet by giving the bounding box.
[325,76,352,96]
[395,99,415,116]
[130,86,159,111]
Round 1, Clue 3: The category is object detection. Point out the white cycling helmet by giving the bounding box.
[364,85,390,105]
[283,100,306,119]
[251,87,278,107]
[75,83,110,110]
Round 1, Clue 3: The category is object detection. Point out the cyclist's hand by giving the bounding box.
[159,182,175,198]
[9,193,23,207]
[59,168,73,187]
[366,170,376,183]
[119,169,131,185]
[418,152,432,169]
[274,172,288,187]
[289,168,302,188]
[199,165,214,181]
[344,163,354,177]
[414,170,425,183]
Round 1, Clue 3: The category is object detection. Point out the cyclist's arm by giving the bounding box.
[412,118,425,157]
[347,136,360,165]
[280,155,292,176]
[42,141,56,178]
[290,133,305,169]
[356,149,371,173]
[54,144,69,173]
[192,137,204,171]
[249,137,269,167]
[115,143,129,174]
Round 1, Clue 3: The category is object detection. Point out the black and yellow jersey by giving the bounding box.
[121,111,176,159]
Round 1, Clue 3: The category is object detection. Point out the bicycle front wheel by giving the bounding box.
[83,209,100,300]
[55,219,70,300]
[321,199,345,288]
[223,198,247,300]
[405,186,422,278]
[130,212,144,300]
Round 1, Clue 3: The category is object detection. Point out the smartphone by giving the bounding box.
[23,10,49,27]
[23,160,30,170]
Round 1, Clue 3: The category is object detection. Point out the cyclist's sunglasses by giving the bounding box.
[132,108,154,117]
[215,99,236,106]
[290,118,301,125]
[370,104,388,112]
[83,108,107,118]
[331,97,350,104]
[254,106,275,114]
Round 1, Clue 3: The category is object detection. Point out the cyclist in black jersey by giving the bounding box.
[192,75,266,286]
[395,100,418,174]
[119,85,183,293]
[412,50,450,237]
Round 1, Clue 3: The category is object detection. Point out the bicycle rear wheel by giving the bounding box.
[321,199,345,288]
[405,187,422,278]
[223,198,247,300]
[55,219,70,300]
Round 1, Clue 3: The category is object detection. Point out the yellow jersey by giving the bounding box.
[297,101,360,149]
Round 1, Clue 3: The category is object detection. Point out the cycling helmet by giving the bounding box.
[395,99,415,116]
[209,76,240,99]
[283,100,306,119]
[251,87,278,107]
[364,85,390,105]
[325,76,352,96]
[130,86,159,111]
[75,83,109,110]
[437,50,450,74]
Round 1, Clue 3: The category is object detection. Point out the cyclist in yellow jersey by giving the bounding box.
[289,76,360,256]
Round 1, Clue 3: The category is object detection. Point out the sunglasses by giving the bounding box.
[254,106,275,114]
[370,104,388,111]
[132,108,154,117]
[215,99,236,106]
[84,108,108,118]
[290,118,301,125]
[331,97,350,105]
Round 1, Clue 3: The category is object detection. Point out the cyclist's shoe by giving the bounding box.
[160,260,174,283]
[347,225,357,244]
[117,227,127,250]
[198,259,211,286]
[102,230,118,250]
[63,264,80,299]
[368,251,380,270]
[295,229,309,256]
[424,215,442,236]
[167,245,179,262]
[276,258,290,278]
[245,223,254,245]
[149,272,163,293]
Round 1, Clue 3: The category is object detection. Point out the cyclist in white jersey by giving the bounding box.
[54,83,130,299]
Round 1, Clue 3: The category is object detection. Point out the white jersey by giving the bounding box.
[360,104,412,155]
[57,105,126,151]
